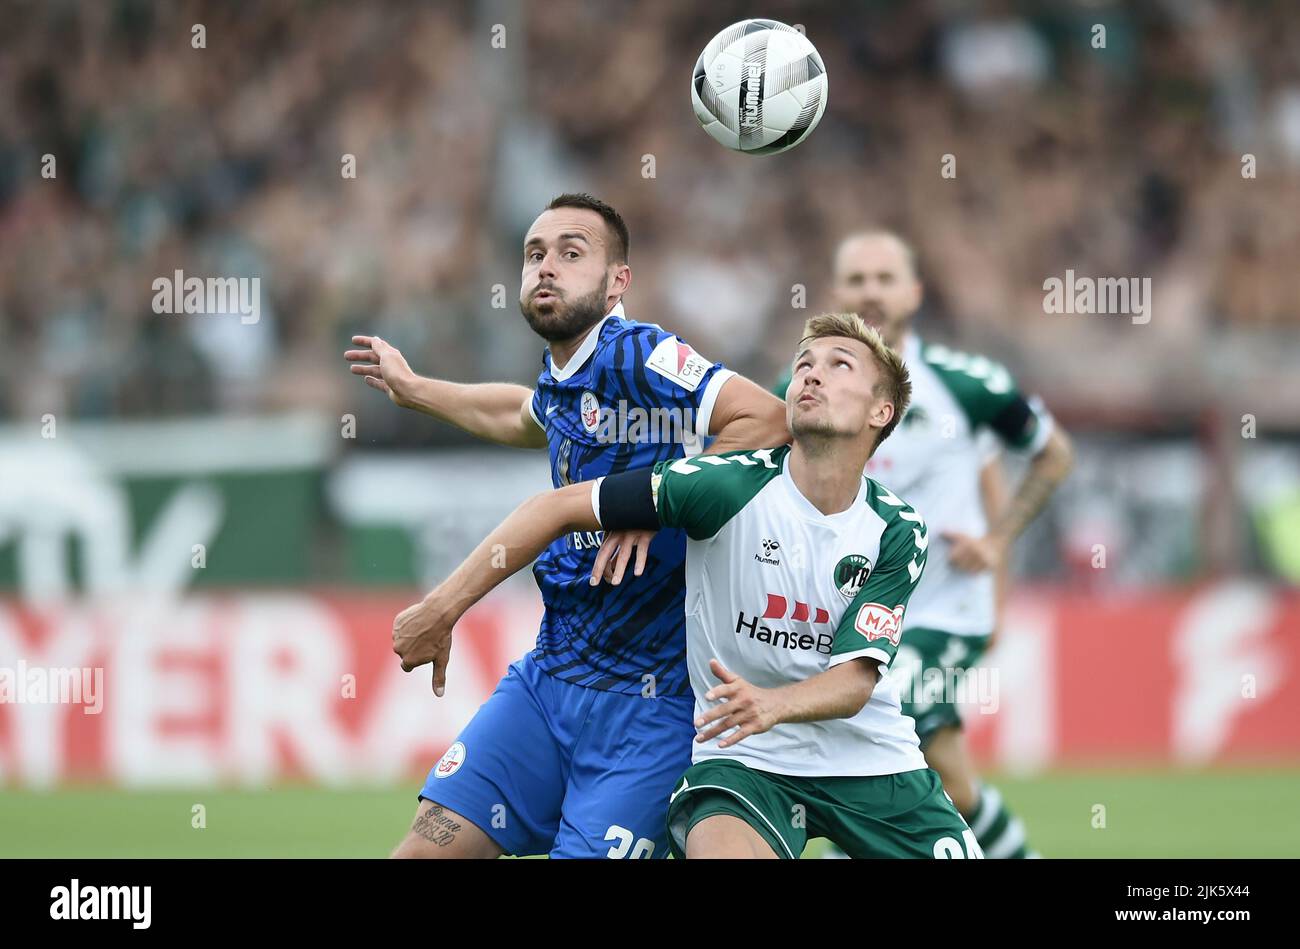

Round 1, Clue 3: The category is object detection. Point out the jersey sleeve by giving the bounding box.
[647,448,783,541]
[924,344,1054,454]
[610,326,736,440]
[830,495,929,672]
[526,388,545,431]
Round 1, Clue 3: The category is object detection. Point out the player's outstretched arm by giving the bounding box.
[694,658,880,748]
[391,481,601,694]
[345,335,547,449]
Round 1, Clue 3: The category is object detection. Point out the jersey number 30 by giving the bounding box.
[605,825,655,859]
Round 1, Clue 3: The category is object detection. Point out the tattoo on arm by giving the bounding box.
[993,467,1057,542]
[412,804,464,847]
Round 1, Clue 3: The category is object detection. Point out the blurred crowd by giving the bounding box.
[1,0,1298,429]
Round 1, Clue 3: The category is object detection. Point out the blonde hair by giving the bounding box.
[796,313,912,447]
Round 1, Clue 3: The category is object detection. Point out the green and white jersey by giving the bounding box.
[868,335,1053,635]
[774,334,1054,636]
[646,444,930,778]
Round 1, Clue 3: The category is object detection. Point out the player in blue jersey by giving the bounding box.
[345,193,788,858]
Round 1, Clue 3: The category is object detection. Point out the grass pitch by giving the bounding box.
[3,767,1297,858]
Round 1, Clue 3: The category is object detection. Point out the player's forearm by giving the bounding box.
[988,428,1074,547]
[400,377,543,448]
[771,659,879,724]
[705,381,790,455]
[423,484,598,622]
[979,460,1011,626]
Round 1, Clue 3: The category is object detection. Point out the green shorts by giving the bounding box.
[666,758,981,859]
[895,627,992,744]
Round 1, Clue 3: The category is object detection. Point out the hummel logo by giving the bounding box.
[755,538,781,566]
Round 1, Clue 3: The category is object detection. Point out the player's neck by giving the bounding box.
[786,439,869,516]
[548,317,605,370]
[549,336,585,370]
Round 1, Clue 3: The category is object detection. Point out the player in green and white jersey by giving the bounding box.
[774,232,1074,858]
[408,313,981,858]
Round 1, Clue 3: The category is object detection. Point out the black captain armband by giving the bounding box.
[990,394,1035,446]
[596,467,660,532]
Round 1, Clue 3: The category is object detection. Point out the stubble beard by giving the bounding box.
[791,411,843,458]
[520,284,609,343]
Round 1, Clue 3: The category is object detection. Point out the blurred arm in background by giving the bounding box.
[989,426,1074,551]
[345,335,547,449]
[978,455,1011,650]
[943,426,1074,607]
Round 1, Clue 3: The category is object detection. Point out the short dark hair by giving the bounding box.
[546,192,629,264]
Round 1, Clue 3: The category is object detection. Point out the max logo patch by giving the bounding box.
[854,603,905,647]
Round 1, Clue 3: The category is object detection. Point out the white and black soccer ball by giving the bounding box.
[691,18,828,155]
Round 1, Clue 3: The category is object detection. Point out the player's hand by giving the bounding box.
[941,531,1006,573]
[589,529,656,586]
[694,659,783,748]
[392,594,455,697]
[346,335,417,407]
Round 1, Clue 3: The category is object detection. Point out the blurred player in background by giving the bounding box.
[775,231,1074,858]
[346,193,787,858]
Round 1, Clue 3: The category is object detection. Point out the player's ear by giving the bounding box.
[608,261,631,298]
[870,398,895,431]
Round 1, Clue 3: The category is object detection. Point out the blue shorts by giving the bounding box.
[419,653,695,858]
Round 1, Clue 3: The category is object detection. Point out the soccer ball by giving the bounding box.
[690,18,828,155]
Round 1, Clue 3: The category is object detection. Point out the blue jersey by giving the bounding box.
[526,309,735,697]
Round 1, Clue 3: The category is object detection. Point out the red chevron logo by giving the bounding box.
[762,593,830,624]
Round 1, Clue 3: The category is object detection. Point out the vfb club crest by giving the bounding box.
[834,554,872,600]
